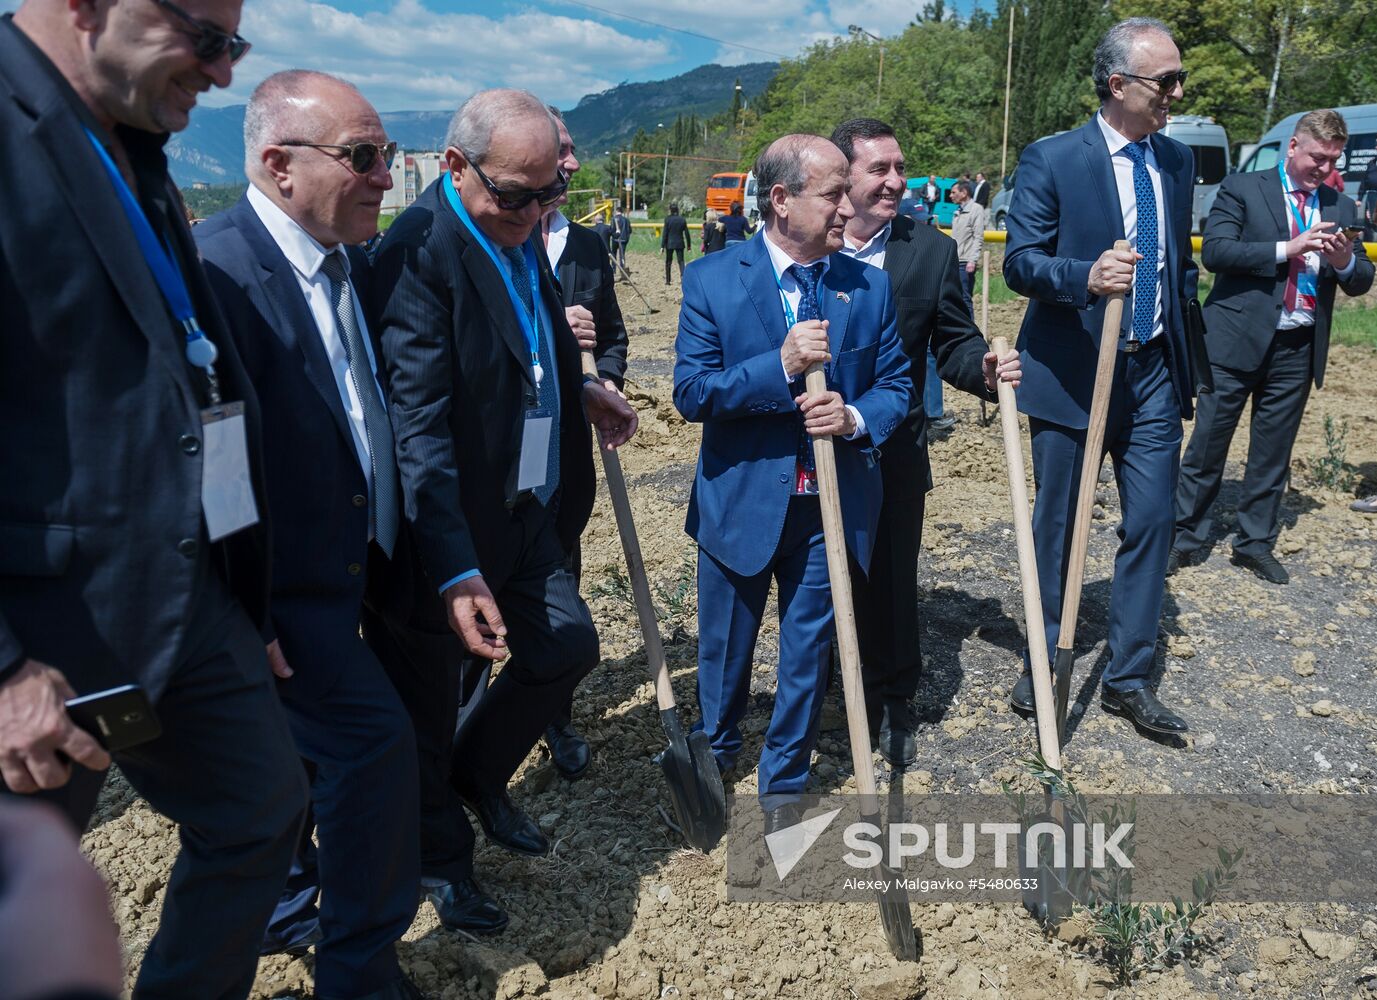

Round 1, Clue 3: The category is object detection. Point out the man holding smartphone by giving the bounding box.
[1172,109,1374,585]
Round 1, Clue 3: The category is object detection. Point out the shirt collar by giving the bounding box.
[843,221,891,255]
[762,229,831,283]
[247,182,344,281]
[544,209,569,236]
[1097,112,1154,160]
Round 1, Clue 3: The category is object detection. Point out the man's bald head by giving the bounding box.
[753,134,852,262]
[754,134,845,223]
[243,70,367,178]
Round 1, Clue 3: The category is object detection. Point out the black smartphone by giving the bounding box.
[1343,225,1365,241]
[64,684,161,752]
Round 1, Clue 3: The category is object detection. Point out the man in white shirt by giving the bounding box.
[1173,109,1372,584]
[195,70,424,1000]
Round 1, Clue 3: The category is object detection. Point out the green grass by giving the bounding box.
[1333,298,1377,349]
[974,271,1021,304]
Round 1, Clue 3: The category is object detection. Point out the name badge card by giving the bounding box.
[518,408,553,492]
[200,402,260,541]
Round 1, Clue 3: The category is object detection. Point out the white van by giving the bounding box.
[1238,103,1377,189]
[1161,115,1231,233]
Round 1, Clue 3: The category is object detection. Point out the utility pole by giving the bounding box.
[1000,3,1015,181]
[848,25,885,102]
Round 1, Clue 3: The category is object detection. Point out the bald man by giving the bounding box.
[673,134,911,829]
[195,71,421,1000]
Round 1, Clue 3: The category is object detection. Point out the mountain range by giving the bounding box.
[166,62,777,187]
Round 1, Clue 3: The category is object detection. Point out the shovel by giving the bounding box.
[610,255,661,316]
[804,363,920,962]
[1052,240,1129,745]
[581,352,725,852]
[990,335,1074,924]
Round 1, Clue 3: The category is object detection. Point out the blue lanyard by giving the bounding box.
[442,172,544,387]
[84,129,221,402]
[1278,163,1318,234]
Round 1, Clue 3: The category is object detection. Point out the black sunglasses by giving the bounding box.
[279,141,398,174]
[152,0,251,65]
[468,159,568,211]
[1120,69,1188,93]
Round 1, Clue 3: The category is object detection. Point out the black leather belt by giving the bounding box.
[1120,336,1165,354]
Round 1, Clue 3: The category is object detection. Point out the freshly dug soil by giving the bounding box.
[87,247,1377,999]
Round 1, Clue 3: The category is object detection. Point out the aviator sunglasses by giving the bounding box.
[152,0,251,65]
[468,159,569,211]
[278,141,399,174]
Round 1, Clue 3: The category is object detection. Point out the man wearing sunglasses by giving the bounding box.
[1004,17,1201,739]
[370,88,637,937]
[194,71,423,1000]
[1,1,309,999]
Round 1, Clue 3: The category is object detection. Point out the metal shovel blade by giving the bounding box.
[1052,645,1076,747]
[876,863,920,961]
[658,708,727,852]
[1018,792,1078,927]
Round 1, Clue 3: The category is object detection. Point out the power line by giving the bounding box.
[556,0,793,60]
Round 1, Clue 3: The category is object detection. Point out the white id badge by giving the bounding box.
[200,402,260,541]
[518,410,553,492]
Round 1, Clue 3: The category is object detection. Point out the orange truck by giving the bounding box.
[705,172,747,214]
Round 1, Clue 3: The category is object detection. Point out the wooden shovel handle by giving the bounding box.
[1055,240,1128,653]
[803,364,880,812]
[990,338,1061,769]
[581,351,676,712]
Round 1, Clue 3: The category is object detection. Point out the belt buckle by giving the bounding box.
[1122,339,1142,354]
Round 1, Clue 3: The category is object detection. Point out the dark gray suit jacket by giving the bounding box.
[1201,169,1373,388]
[0,16,271,697]
[881,215,993,498]
[555,219,629,389]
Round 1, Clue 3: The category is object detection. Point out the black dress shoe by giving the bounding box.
[1009,671,1035,714]
[545,720,591,779]
[1101,688,1189,735]
[876,701,918,769]
[319,973,427,1000]
[461,790,549,857]
[261,921,322,957]
[763,802,804,838]
[1165,548,1184,575]
[423,877,509,936]
[1231,549,1289,585]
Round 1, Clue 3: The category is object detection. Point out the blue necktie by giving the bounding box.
[502,245,559,505]
[1123,140,1158,343]
[787,262,825,493]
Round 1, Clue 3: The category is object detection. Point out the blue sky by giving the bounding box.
[3,0,978,110]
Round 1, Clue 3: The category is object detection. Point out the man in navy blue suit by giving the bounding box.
[1004,17,1200,738]
[674,135,911,826]
[196,71,421,1000]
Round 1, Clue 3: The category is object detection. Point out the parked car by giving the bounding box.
[1238,103,1377,189]
[905,177,959,226]
[1161,114,1230,233]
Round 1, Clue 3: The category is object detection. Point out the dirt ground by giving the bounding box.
[87,247,1377,999]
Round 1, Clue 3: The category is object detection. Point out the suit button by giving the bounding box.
[347,562,362,576]
[178,434,200,455]
[352,494,367,508]
[779,473,789,483]
[176,538,198,559]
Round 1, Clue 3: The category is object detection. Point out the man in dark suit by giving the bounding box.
[612,204,632,272]
[538,107,631,777]
[829,118,1019,768]
[370,89,637,932]
[1004,17,1200,737]
[674,134,911,827]
[973,172,991,208]
[662,204,690,286]
[1172,110,1373,584]
[0,3,307,997]
[195,71,422,1000]
[591,214,615,255]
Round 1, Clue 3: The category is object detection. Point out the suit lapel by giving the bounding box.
[556,244,577,308]
[882,219,918,295]
[1082,117,1127,243]
[1150,134,1180,298]
[739,238,790,350]
[231,199,354,447]
[1264,168,1292,239]
[29,105,188,388]
[461,240,538,387]
[819,258,854,358]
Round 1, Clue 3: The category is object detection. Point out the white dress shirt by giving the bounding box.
[840,221,890,269]
[247,183,384,487]
[543,209,570,271]
[761,230,865,439]
[1097,112,1166,341]
[1273,170,1357,331]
